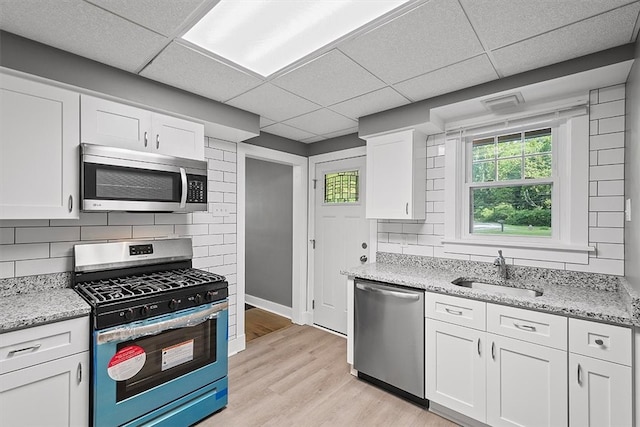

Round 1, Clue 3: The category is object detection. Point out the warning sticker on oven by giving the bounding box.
[107,345,146,381]
[161,339,194,371]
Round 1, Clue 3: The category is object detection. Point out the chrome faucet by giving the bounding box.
[494,250,507,279]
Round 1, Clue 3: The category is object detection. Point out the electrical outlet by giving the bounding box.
[625,198,631,221]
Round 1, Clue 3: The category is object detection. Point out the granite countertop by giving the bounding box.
[0,273,91,333]
[342,260,639,327]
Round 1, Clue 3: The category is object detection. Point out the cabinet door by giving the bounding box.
[426,319,486,422]
[81,94,151,151]
[366,130,415,219]
[0,351,89,427]
[487,333,567,427]
[569,353,632,427]
[0,73,79,219]
[151,113,204,160]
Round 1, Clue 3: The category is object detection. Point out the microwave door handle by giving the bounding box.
[179,167,188,208]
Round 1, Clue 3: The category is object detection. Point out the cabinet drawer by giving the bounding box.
[569,318,631,366]
[0,317,89,374]
[487,303,567,350]
[426,293,486,330]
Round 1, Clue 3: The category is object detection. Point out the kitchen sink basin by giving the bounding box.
[452,279,543,297]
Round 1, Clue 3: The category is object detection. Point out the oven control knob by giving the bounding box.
[194,294,203,305]
[124,308,134,321]
[206,290,218,301]
[140,305,150,317]
[169,299,179,310]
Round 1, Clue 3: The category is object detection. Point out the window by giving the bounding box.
[469,128,553,237]
[324,170,359,203]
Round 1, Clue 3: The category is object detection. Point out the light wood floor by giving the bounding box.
[197,324,457,426]
[245,306,293,342]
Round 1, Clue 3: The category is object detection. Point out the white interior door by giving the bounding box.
[313,156,369,334]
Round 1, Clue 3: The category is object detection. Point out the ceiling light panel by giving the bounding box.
[182,0,409,77]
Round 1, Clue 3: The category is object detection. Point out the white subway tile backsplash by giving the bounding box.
[589,90,598,105]
[209,170,224,181]
[589,164,624,181]
[597,180,624,196]
[597,85,625,103]
[589,196,625,212]
[223,214,237,224]
[209,244,237,256]
[402,245,434,257]
[513,258,565,270]
[204,147,224,160]
[0,262,14,278]
[223,234,237,244]
[402,223,434,234]
[378,242,403,253]
[426,190,444,202]
[433,178,445,190]
[425,212,445,224]
[0,243,49,262]
[379,222,403,233]
[132,225,174,239]
[50,212,108,226]
[589,120,598,135]
[192,245,209,258]
[589,212,598,226]
[209,181,236,193]
[192,213,224,224]
[589,151,598,166]
[208,192,224,203]
[426,167,444,179]
[596,243,625,260]
[0,228,14,244]
[589,100,624,120]
[224,193,237,203]
[174,224,209,236]
[597,212,625,228]
[224,172,237,183]
[208,263,236,275]
[417,234,442,246]
[589,227,624,243]
[0,220,49,227]
[377,232,389,243]
[192,234,224,246]
[224,254,237,265]
[597,148,624,165]
[208,138,237,153]
[426,146,440,158]
[154,213,192,225]
[566,258,624,276]
[192,255,224,269]
[82,226,132,240]
[16,227,80,244]
[108,212,155,226]
[598,116,625,134]
[388,233,404,244]
[15,257,72,277]
[433,224,445,235]
[223,151,237,163]
[590,132,624,150]
[434,156,445,168]
[208,159,236,173]
[589,182,598,196]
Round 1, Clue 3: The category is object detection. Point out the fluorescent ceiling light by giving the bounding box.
[182,0,409,77]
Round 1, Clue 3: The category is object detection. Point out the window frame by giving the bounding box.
[321,166,363,207]
[443,107,593,264]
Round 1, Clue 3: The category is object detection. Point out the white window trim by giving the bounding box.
[443,105,594,264]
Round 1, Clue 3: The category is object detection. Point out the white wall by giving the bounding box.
[625,43,640,292]
[0,136,240,341]
[377,84,627,276]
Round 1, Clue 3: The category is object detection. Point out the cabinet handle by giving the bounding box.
[595,338,604,346]
[477,338,481,356]
[77,362,82,384]
[405,202,409,215]
[68,195,73,212]
[144,131,148,147]
[156,134,160,149]
[445,308,463,316]
[514,322,537,332]
[491,342,495,360]
[577,363,582,386]
[8,343,41,356]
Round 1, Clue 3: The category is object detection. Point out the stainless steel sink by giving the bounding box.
[452,279,543,297]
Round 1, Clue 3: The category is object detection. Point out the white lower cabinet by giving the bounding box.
[0,351,89,426]
[426,319,486,421]
[486,333,568,427]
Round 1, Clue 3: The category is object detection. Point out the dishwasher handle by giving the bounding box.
[356,283,421,300]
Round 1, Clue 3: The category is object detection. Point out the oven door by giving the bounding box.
[92,301,228,427]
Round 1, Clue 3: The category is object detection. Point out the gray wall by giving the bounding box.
[625,41,640,293]
[246,158,293,307]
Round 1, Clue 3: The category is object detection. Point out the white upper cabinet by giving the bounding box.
[81,95,204,160]
[365,129,426,219]
[0,72,79,219]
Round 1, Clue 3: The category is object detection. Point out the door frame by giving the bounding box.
[308,146,377,327]
[236,143,308,355]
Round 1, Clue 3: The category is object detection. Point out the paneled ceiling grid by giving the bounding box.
[0,0,639,143]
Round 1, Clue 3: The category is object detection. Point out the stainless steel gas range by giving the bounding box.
[73,238,228,427]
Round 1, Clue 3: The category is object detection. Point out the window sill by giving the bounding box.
[442,239,594,264]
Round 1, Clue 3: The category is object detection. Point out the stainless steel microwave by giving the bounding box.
[81,143,208,212]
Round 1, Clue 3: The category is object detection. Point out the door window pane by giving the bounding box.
[325,170,359,203]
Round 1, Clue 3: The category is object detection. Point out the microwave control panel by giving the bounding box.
[186,176,207,204]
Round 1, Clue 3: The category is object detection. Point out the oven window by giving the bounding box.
[116,318,217,401]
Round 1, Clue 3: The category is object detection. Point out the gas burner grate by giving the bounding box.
[76,269,226,304]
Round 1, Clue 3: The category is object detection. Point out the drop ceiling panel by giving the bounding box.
[394,55,499,102]
[460,0,637,50]
[261,123,317,141]
[272,49,386,106]
[260,117,276,128]
[329,87,410,120]
[140,42,263,102]
[226,83,320,122]
[283,109,357,136]
[0,0,168,72]
[340,0,483,84]
[492,3,640,77]
[85,0,210,37]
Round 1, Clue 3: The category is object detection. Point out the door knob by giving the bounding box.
[360,255,368,263]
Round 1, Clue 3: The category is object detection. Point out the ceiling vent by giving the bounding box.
[481,92,525,114]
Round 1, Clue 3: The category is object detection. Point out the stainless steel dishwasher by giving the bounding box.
[354,279,426,405]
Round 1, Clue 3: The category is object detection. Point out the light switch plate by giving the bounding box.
[625,198,631,221]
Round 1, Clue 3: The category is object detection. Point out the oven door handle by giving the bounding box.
[96,302,228,344]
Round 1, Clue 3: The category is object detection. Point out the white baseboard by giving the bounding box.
[246,294,292,319]
[228,334,246,356]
